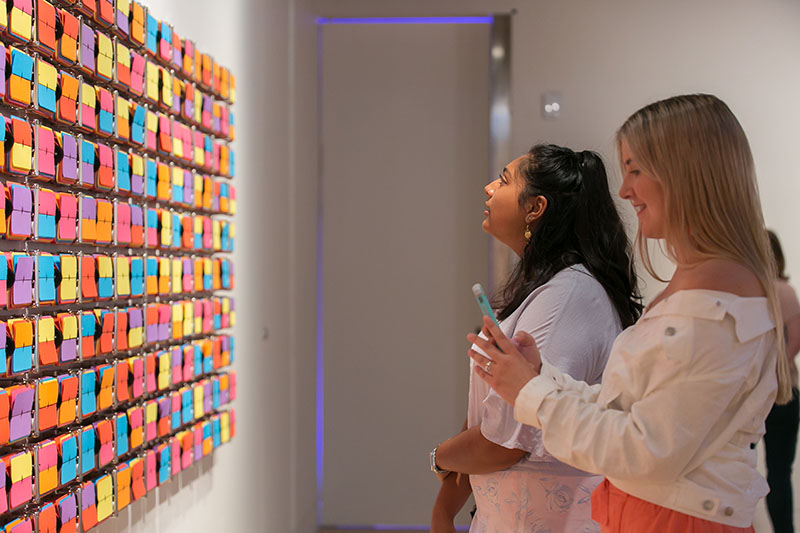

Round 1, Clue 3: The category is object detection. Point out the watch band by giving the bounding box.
[430,445,448,475]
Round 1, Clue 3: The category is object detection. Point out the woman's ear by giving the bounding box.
[525,195,548,223]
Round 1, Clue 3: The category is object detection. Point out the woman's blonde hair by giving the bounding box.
[617,94,791,404]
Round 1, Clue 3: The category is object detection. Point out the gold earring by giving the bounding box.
[524,224,531,241]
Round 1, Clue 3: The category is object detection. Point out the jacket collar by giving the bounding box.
[642,290,775,343]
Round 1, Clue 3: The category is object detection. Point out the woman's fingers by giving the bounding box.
[482,316,519,355]
[468,348,491,369]
[466,332,503,360]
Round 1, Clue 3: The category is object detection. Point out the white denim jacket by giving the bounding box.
[514,290,777,528]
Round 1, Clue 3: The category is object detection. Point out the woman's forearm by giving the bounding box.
[432,472,473,521]
[436,426,527,474]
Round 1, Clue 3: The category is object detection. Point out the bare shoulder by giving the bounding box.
[676,259,765,297]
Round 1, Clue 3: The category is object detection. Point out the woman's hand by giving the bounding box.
[467,316,542,406]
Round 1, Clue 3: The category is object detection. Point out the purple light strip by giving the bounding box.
[316,22,325,522]
[317,16,493,25]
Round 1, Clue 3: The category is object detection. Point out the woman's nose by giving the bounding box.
[485,179,498,197]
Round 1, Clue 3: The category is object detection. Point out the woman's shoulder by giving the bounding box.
[520,264,616,317]
[673,259,765,297]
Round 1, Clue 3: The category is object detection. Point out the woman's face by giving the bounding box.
[618,141,667,239]
[483,155,530,253]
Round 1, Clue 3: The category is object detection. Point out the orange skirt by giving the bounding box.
[590,479,755,533]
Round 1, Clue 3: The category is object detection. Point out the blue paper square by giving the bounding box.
[80,428,95,474]
[39,86,57,114]
[61,436,78,484]
[116,415,129,456]
[81,371,96,416]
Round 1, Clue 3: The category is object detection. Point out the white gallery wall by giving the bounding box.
[86,1,800,532]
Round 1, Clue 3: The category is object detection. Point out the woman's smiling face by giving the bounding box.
[618,140,667,239]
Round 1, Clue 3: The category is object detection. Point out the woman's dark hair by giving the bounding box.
[495,144,643,328]
[768,229,787,280]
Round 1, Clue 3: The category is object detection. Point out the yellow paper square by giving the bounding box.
[97,256,113,277]
[194,142,204,166]
[97,32,114,79]
[194,387,204,418]
[145,401,157,424]
[212,221,221,250]
[171,259,182,293]
[117,257,131,295]
[10,8,32,41]
[38,59,58,91]
[117,41,130,69]
[97,475,114,521]
[193,87,202,123]
[10,453,32,482]
[117,97,130,121]
[146,109,158,134]
[82,83,96,108]
[159,258,170,277]
[161,211,172,245]
[63,315,78,339]
[11,143,31,171]
[129,326,142,348]
[172,166,183,187]
[172,303,183,323]
[161,68,173,107]
[39,317,56,342]
[221,412,230,443]
[132,153,144,176]
[146,61,159,101]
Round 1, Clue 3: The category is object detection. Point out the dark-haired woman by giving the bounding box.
[430,145,642,532]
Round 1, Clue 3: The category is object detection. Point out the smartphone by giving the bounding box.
[472,283,500,327]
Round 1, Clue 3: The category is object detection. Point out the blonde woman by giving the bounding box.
[466,94,792,532]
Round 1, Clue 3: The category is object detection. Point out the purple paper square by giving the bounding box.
[82,197,96,220]
[13,256,34,306]
[10,185,33,237]
[132,171,144,195]
[203,383,212,413]
[116,11,129,36]
[159,399,170,419]
[129,308,143,329]
[0,44,6,98]
[9,388,34,441]
[158,324,169,341]
[81,482,95,511]
[62,135,79,181]
[131,205,143,226]
[80,24,95,72]
[61,338,78,362]
[60,493,77,522]
[146,324,158,342]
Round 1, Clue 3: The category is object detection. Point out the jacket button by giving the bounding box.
[702,500,714,511]
[665,327,676,336]
[724,506,734,516]
[750,442,756,449]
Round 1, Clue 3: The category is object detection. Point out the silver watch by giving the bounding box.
[430,445,448,475]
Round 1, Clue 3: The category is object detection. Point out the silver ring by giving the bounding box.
[485,361,492,373]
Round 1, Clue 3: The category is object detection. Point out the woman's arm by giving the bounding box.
[471,314,759,483]
[435,426,527,474]
[431,472,472,533]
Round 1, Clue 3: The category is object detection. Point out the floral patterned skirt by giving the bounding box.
[470,468,603,533]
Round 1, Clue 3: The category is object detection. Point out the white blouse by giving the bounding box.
[514,290,778,527]
[468,264,622,472]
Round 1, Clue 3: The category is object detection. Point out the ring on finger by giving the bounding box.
[485,361,492,374]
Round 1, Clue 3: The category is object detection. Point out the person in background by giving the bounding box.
[765,230,800,533]
[429,144,641,532]
[467,94,793,533]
